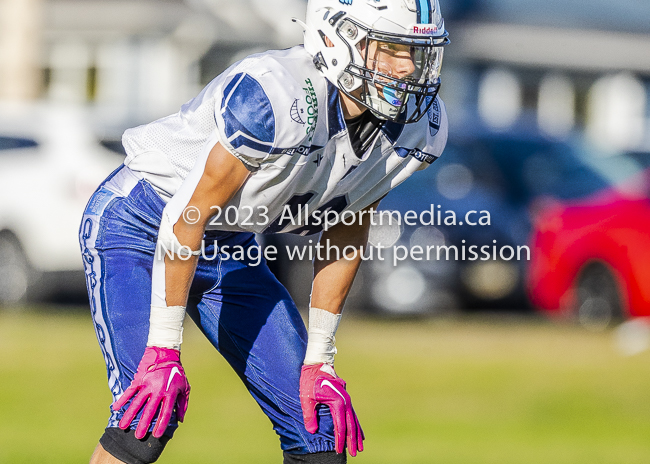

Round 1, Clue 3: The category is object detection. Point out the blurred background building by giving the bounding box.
[444,0,650,152]
[0,0,307,134]
[1,0,649,148]
[1,0,650,317]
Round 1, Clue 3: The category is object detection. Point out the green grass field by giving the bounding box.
[1,308,650,463]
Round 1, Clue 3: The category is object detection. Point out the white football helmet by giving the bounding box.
[298,0,449,123]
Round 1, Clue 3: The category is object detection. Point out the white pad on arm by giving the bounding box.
[304,307,342,365]
[157,210,201,259]
[147,305,186,350]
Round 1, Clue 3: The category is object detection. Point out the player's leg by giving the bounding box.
[89,433,171,464]
[90,430,171,464]
[90,443,124,464]
[187,232,346,463]
[80,166,176,464]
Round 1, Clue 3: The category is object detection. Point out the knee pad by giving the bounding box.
[100,427,171,464]
[283,451,347,464]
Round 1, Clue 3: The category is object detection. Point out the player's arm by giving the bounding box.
[112,142,250,439]
[164,142,250,306]
[310,202,377,314]
[299,201,379,457]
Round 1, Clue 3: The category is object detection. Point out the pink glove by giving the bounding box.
[299,363,364,456]
[112,346,190,439]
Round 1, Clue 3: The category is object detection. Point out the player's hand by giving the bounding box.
[299,363,364,456]
[112,346,190,439]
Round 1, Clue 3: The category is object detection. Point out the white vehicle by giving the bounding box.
[0,104,124,304]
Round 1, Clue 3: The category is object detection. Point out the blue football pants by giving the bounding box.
[79,165,336,454]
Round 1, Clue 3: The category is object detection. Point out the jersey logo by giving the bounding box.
[279,145,324,156]
[428,98,440,137]
[303,79,319,142]
[395,147,438,164]
[313,152,324,167]
[291,99,305,125]
[339,0,353,4]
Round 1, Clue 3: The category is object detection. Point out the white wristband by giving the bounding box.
[304,307,342,365]
[147,305,186,350]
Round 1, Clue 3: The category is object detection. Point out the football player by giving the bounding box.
[80,0,449,462]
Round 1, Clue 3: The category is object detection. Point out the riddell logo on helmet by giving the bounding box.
[412,25,438,35]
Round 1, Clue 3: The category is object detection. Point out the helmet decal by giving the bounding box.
[416,0,433,24]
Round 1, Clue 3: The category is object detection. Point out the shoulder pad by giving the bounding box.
[215,50,322,168]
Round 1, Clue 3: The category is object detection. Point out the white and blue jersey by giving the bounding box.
[80,44,448,455]
[122,45,448,235]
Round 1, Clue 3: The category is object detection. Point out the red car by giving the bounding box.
[527,164,650,329]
